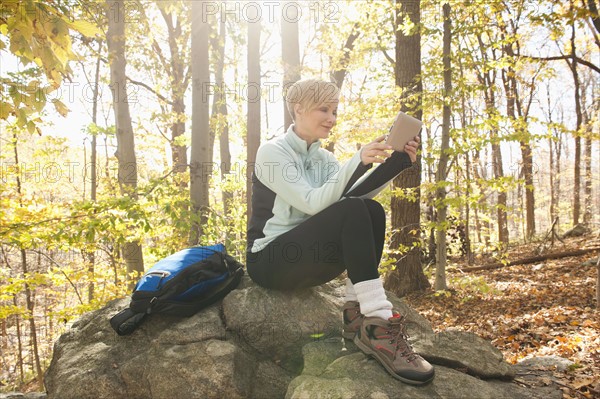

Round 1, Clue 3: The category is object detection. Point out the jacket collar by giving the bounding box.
[285,124,321,155]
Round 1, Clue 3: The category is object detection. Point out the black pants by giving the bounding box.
[246,151,413,291]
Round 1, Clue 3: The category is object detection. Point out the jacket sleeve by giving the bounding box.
[344,151,414,198]
[254,143,364,215]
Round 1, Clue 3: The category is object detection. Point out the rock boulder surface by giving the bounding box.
[44,276,561,398]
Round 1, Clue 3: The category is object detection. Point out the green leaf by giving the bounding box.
[26,120,35,134]
[52,99,69,117]
[65,19,102,38]
[0,101,11,119]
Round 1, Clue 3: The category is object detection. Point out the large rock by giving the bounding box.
[287,341,560,399]
[562,223,589,238]
[412,330,515,380]
[45,275,560,398]
[221,278,344,373]
[44,297,278,399]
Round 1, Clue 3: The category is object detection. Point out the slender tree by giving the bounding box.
[327,24,361,153]
[190,0,211,245]
[330,23,360,89]
[580,71,595,225]
[247,17,261,223]
[498,4,539,240]
[85,39,103,302]
[434,3,452,291]
[131,2,192,179]
[281,2,301,131]
[157,4,191,175]
[106,0,144,278]
[568,8,583,227]
[472,26,510,246]
[210,15,232,214]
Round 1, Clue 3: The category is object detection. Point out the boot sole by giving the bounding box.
[353,335,434,386]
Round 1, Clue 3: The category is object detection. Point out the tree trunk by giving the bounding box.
[493,141,509,246]
[521,140,535,239]
[189,0,211,245]
[12,138,43,387]
[554,129,563,228]
[596,258,600,310]
[581,77,593,226]
[330,24,360,88]
[160,7,189,176]
[569,9,583,227]
[211,14,232,214]
[549,134,556,222]
[326,24,360,154]
[464,151,474,264]
[499,18,536,241]
[87,39,102,303]
[474,27,508,247]
[385,0,430,297]
[583,133,592,225]
[588,0,600,34]
[21,249,43,388]
[456,52,474,262]
[472,150,488,245]
[486,75,508,246]
[106,0,144,277]
[282,3,300,131]
[13,295,24,385]
[434,3,452,291]
[247,18,261,225]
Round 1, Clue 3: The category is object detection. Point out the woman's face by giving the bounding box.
[294,101,338,144]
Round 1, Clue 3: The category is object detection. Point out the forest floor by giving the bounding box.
[404,234,600,399]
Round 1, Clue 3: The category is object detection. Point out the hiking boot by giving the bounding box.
[342,301,363,339]
[354,314,434,385]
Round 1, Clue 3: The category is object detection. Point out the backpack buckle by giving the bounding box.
[147,297,158,314]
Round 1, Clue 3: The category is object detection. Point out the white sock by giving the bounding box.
[354,278,393,320]
[344,278,358,302]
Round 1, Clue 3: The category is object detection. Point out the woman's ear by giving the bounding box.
[294,103,303,119]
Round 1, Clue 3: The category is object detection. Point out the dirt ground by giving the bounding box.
[404,235,600,399]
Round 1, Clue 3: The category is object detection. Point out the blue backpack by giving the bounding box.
[110,244,244,335]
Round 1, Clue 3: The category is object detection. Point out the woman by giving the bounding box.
[246,79,434,385]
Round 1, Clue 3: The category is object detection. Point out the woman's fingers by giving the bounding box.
[372,134,387,143]
[361,142,393,165]
[361,135,420,165]
[404,135,420,163]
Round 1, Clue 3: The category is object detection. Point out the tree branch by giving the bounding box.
[126,77,174,105]
[521,54,600,74]
[28,249,84,305]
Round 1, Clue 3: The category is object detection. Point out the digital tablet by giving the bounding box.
[385,111,423,152]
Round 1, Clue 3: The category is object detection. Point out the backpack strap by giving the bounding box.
[109,308,147,336]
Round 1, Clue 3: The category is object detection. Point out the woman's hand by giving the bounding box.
[360,135,421,165]
[360,135,393,165]
[404,135,420,163]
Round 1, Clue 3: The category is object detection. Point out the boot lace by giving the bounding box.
[387,315,418,362]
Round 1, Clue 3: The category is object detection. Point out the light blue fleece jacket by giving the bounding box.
[248,124,367,253]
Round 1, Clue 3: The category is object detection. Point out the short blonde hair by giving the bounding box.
[285,79,340,121]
